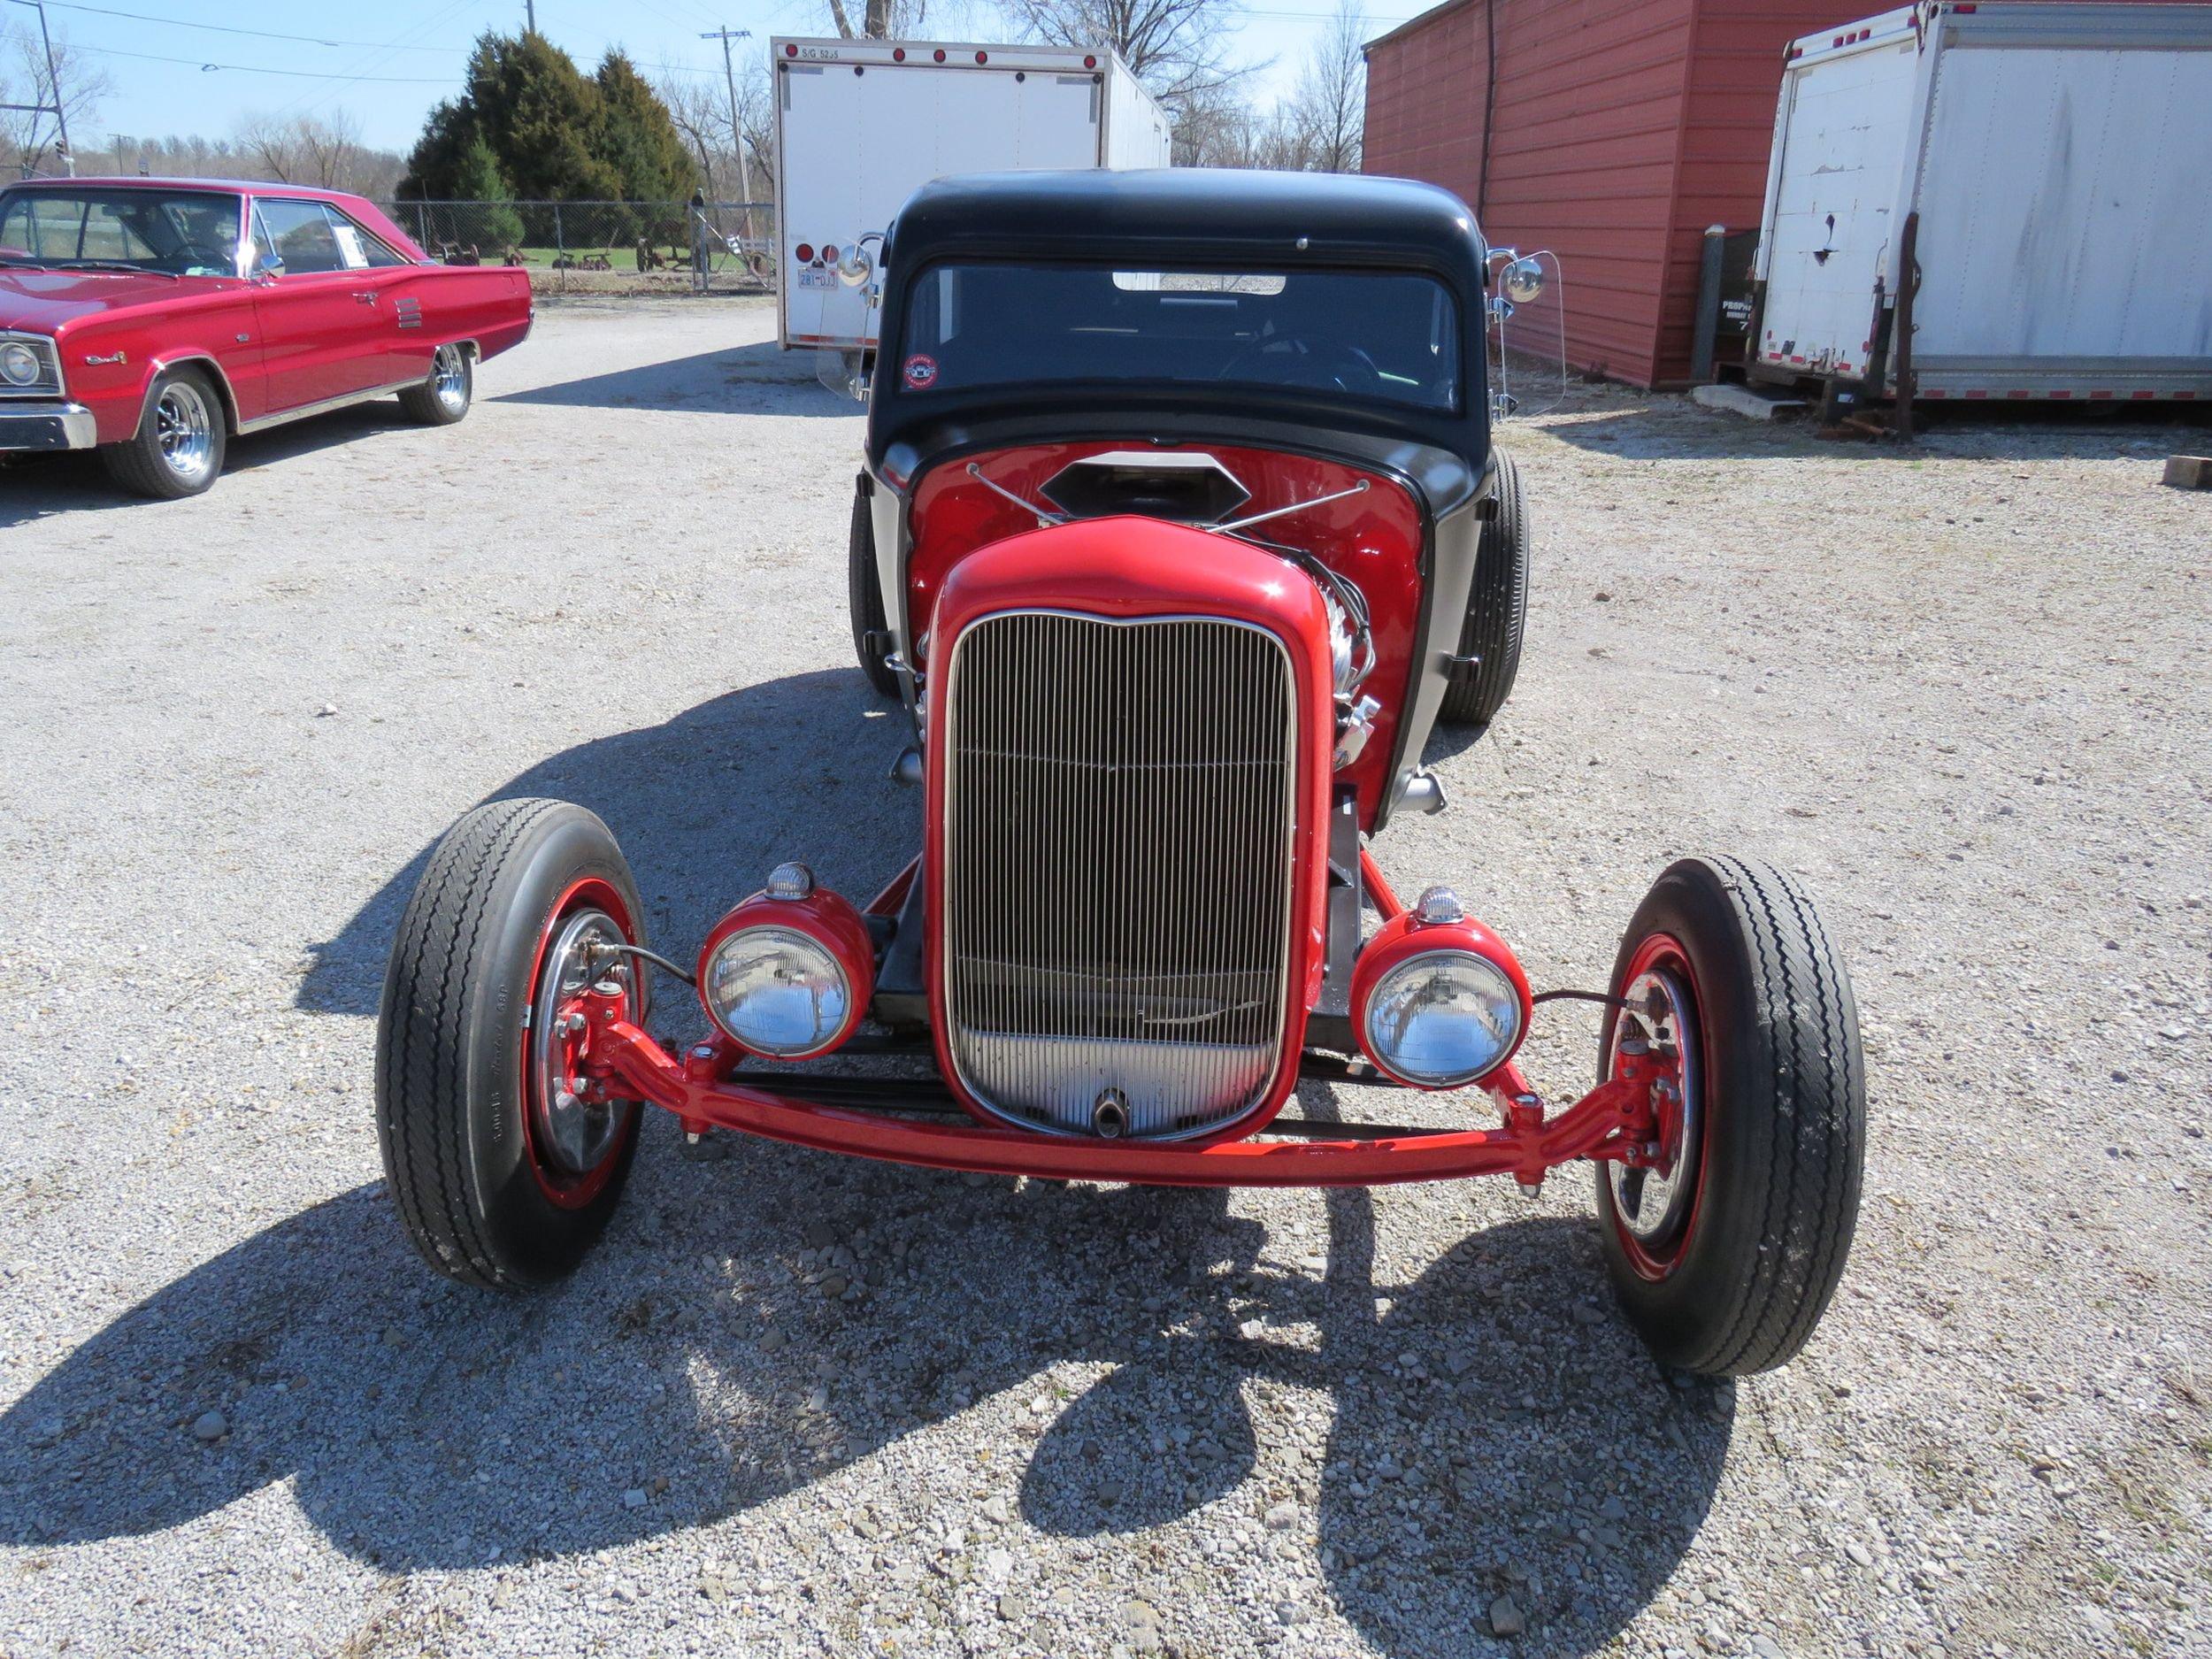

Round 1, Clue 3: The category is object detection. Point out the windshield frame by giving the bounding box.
[0,186,250,280]
[883,256,1468,420]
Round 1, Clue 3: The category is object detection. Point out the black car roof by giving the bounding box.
[866,169,1494,500]
[886,168,1486,292]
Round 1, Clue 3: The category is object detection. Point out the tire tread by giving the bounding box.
[375,798,564,1291]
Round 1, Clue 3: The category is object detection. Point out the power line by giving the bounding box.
[58,39,453,83]
[32,0,471,53]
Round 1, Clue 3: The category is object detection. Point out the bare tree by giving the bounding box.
[0,19,111,177]
[656,63,775,204]
[1285,0,1364,173]
[823,0,942,39]
[1003,0,1254,109]
[229,111,393,195]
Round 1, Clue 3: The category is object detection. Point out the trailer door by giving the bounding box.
[1756,34,1920,380]
[782,61,1102,349]
[1909,10,2212,388]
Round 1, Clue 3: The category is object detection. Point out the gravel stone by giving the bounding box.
[2,303,2207,1659]
[188,1410,227,1444]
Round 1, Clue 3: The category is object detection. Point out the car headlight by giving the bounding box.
[0,341,43,387]
[703,925,853,1056]
[1361,949,1524,1087]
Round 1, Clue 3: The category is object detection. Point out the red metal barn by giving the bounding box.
[1363,0,1864,388]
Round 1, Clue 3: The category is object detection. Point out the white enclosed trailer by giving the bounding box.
[1752,2,2212,403]
[772,38,1172,351]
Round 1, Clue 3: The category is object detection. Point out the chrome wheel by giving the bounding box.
[1605,964,1702,1249]
[529,907,639,1177]
[432,345,469,413]
[155,380,214,484]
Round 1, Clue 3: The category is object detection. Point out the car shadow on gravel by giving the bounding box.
[0,406,426,526]
[0,1136,1729,1657]
[296,668,917,1018]
[495,342,855,417]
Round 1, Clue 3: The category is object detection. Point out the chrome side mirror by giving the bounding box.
[1502,256,1546,305]
[253,251,285,283]
[837,231,883,290]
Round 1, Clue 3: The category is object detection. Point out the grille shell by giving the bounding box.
[940,610,1300,1138]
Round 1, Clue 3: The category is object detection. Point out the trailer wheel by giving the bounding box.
[849,478,900,699]
[376,799,648,1291]
[1438,449,1528,728]
[1594,856,1864,1375]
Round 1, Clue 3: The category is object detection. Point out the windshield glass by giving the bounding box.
[893,263,1460,412]
[0,188,242,277]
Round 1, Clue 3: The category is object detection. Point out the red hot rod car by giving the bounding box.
[376,171,1864,1378]
[0,178,530,499]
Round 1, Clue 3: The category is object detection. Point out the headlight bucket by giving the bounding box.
[695,880,875,1058]
[1,340,46,388]
[1349,902,1532,1090]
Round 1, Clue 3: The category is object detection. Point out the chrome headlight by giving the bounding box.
[1362,949,1524,1087]
[703,925,852,1056]
[1,341,43,387]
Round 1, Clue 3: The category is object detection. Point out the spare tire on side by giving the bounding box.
[1438,449,1529,729]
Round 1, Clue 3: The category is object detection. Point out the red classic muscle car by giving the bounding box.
[375,171,1864,1379]
[0,178,532,498]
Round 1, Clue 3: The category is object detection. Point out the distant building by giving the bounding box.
[1362,0,1861,389]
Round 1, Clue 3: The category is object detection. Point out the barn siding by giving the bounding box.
[1363,0,1847,388]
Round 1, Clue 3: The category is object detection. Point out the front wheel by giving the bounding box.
[375,799,648,1290]
[1594,856,1864,1375]
[101,366,226,499]
[400,343,472,426]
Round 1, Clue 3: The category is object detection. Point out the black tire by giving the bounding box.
[375,798,648,1291]
[399,343,472,426]
[100,365,226,500]
[1594,856,1864,1375]
[849,478,900,698]
[1437,449,1529,727]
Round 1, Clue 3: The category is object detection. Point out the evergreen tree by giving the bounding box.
[452,134,525,247]
[593,51,696,202]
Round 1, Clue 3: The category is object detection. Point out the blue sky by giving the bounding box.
[19,0,1424,157]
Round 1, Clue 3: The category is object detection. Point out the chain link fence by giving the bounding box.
[382,200,778,296]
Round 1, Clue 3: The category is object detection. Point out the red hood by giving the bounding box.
[0,268,204,332]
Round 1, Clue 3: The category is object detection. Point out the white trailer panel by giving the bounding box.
[772,39,1171,351]
[1755,2,2212,400]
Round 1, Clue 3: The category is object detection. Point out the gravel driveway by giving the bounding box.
[2,297,2207,1659]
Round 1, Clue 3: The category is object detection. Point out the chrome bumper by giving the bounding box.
[0,402,97,452]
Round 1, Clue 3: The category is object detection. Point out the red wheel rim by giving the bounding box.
[1604,932,1709,1281]
[519,876,641,1210]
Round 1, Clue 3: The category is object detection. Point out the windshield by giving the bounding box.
[893,263,1461,412]
[0,188,242,278]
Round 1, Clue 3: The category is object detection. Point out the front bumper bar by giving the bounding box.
[0,402,96,452]
[590,1018,1657,1189]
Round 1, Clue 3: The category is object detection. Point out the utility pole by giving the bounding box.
[700,27,756,235]
[524,1,536,35]
[1,2,74,176]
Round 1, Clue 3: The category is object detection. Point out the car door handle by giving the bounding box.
[353,291,379,303]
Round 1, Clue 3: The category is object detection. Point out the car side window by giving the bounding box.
[255,199,346,276]
[321,206,410,269]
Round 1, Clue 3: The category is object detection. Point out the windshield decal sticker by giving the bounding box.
[902,354,939,391]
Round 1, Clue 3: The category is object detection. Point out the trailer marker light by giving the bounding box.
[785,42,797,56]
[933,48,946,61]
[823,245,839,264]
[795,243,813,263]
[1084,54,1097,68]
[976,50,988,63]
[893,47,905,60]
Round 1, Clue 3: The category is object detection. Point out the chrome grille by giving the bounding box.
[941,611,1297,1137]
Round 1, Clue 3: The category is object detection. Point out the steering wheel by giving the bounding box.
[171,240,235,273]
[1217,337,1386,396]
